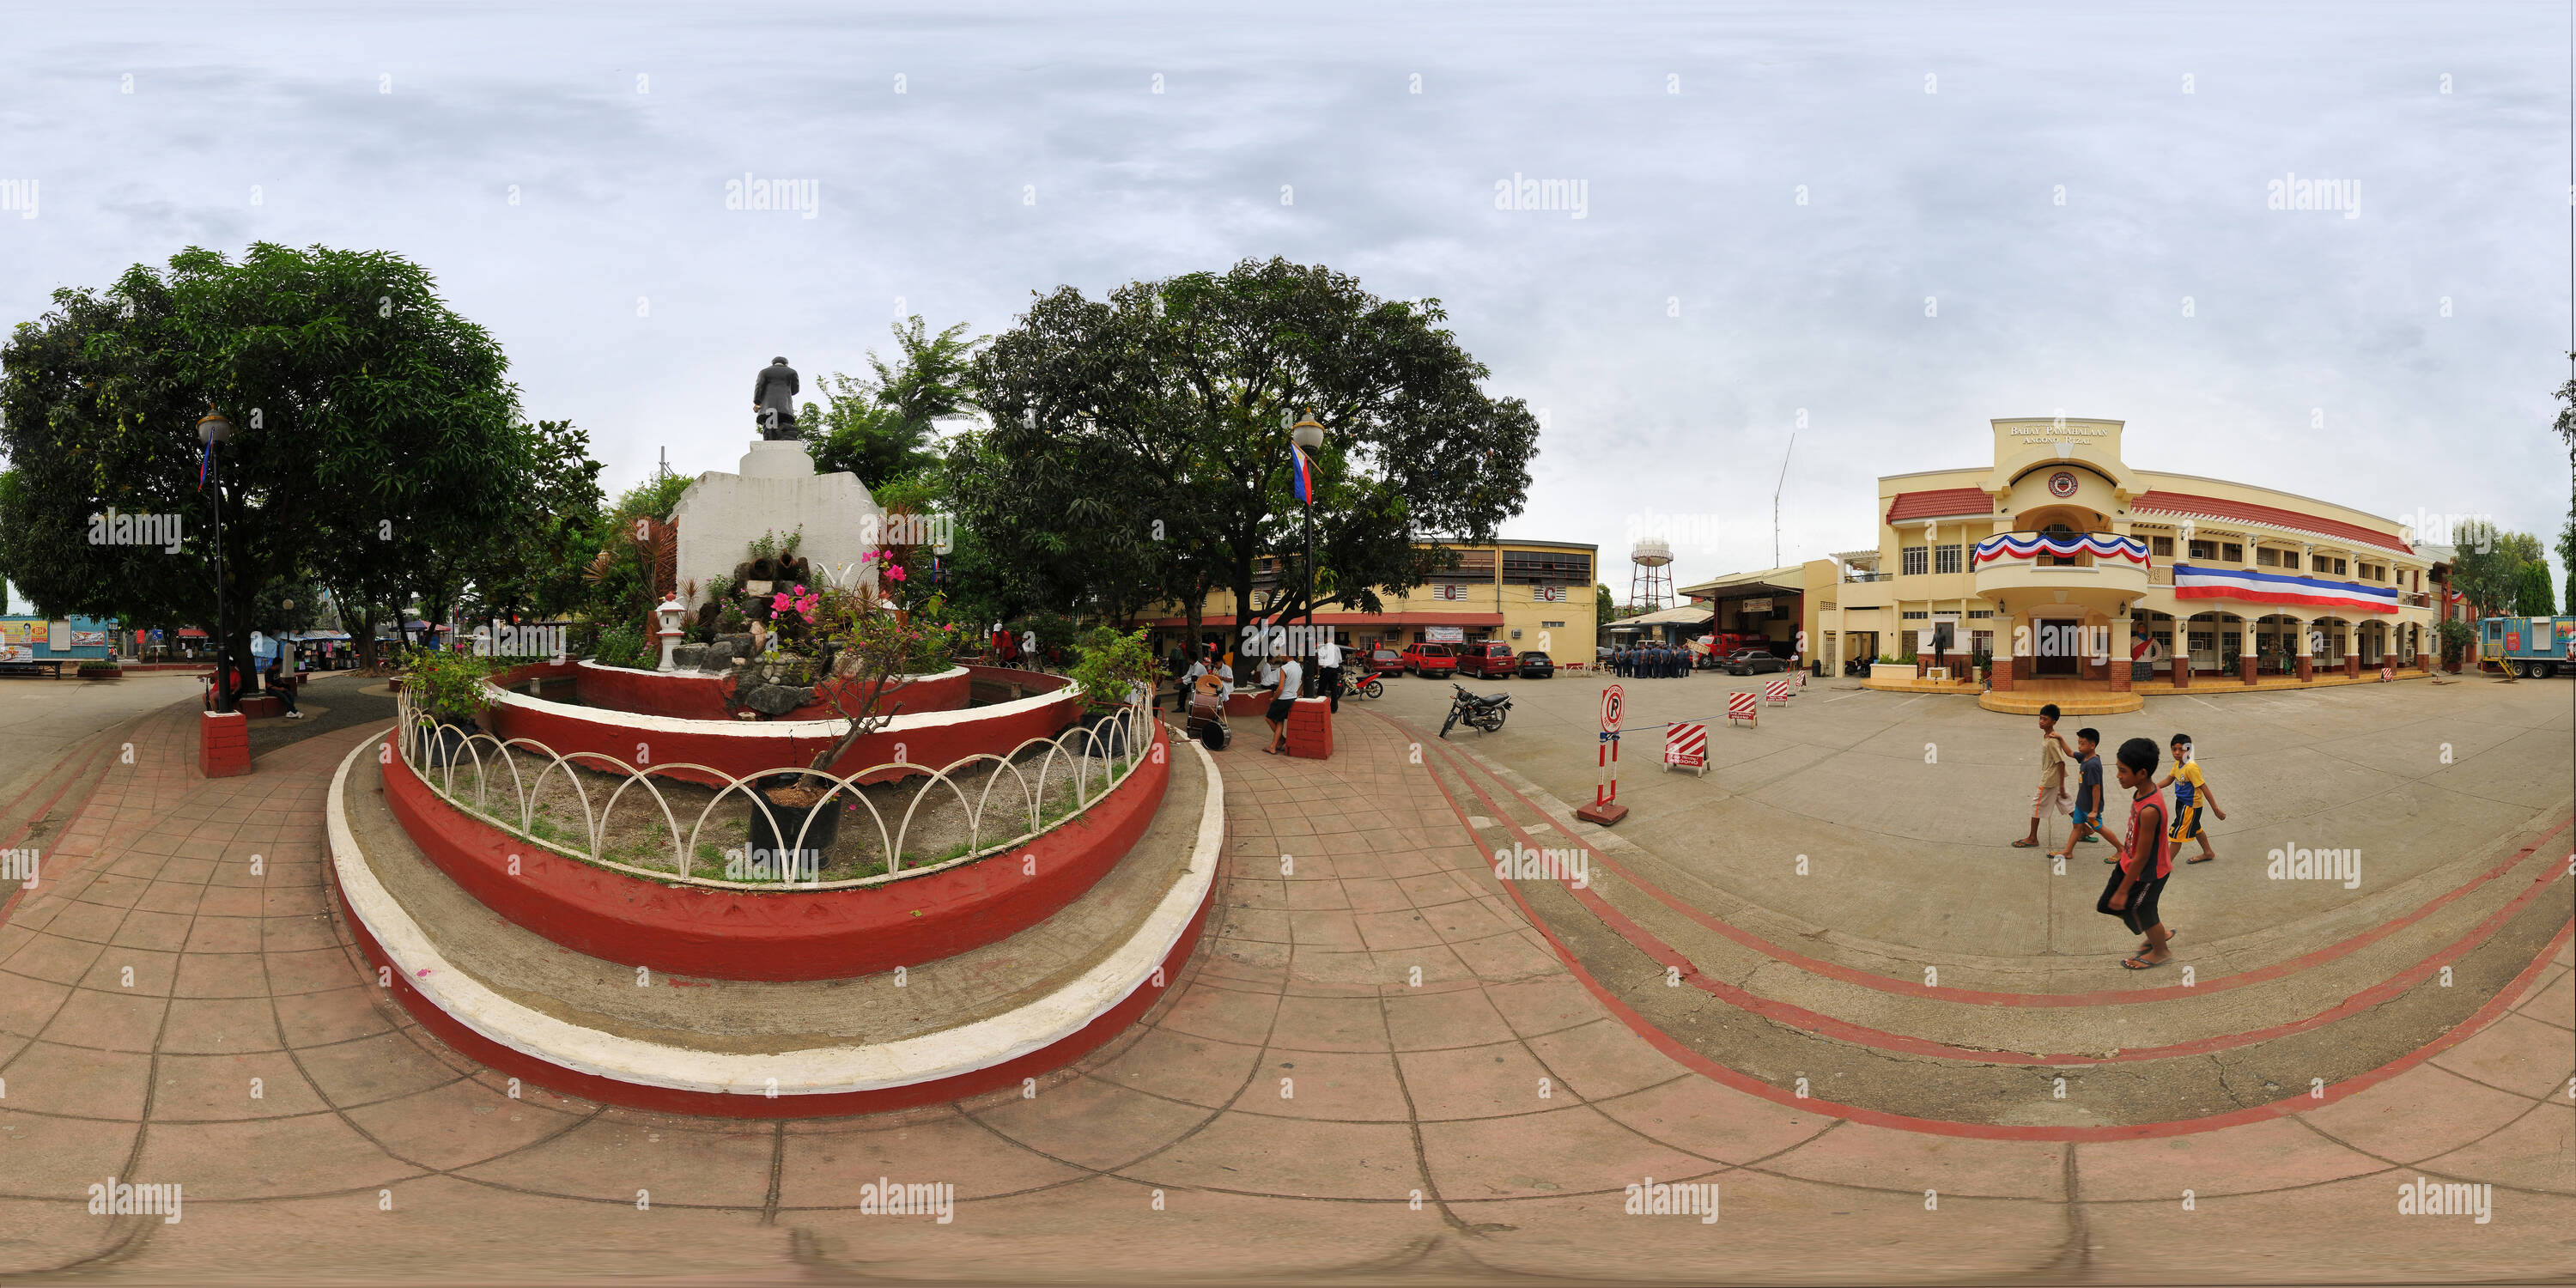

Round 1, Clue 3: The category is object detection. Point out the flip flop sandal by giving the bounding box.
[2121,955,2167,970]
[2011,839,2041,848]
[2137,928,2178,954]
[2186,854,2215,864]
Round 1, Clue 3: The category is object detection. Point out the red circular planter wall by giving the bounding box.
[380,720,1171,981]
[482,662,1080,789]
[558,660,974,721]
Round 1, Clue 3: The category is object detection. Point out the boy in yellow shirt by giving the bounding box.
[2156,733,2226,864]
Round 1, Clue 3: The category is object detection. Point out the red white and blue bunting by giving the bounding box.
[2170,563,2401,614]
[1971,532,2151,566]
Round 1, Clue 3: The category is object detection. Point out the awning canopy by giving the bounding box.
[1621,605,1716,626]
[176,628,209,639]
[1677,562,1810,600]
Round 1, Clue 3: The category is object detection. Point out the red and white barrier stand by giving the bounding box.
[1726,691,1758,727]
[1764,679,1791,706]
[1575,684,1628,825]
[1662,721,1708,776]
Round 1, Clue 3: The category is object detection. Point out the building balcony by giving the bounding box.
[1971,533,2151,616]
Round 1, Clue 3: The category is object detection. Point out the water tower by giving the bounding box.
[1629,538,1674,613]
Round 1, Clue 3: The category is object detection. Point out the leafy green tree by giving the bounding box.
[2514,561,2555,617]
[968,258,1540,658]
[0,243,571,679]
[805,317,980,486]
[567,473,692,661]
[1595,583,1615,626]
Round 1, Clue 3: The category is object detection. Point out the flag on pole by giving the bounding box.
[1291,445,1315,506]
[197,440,213,491]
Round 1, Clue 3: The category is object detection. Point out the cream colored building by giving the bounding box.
[1818,418,2439,694]
[1142,538,1598,661]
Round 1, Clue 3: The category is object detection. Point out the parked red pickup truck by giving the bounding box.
[1400,642,1458,677]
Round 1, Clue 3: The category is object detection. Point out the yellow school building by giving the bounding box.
[1139,538,1599,661]
[1695,418,2446,714]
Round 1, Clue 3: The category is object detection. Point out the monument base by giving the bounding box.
[671,440,883,607]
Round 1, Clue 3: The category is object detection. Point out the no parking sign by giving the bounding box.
[1577,684,1629,825]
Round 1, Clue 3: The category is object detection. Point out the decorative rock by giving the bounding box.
[672,643,709,671]
[742,683,811,717]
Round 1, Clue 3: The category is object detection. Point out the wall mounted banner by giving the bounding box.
[2171,563,2401,614]
[1971,532,2151,566]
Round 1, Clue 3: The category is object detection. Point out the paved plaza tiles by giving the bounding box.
[0,683,2567,1283]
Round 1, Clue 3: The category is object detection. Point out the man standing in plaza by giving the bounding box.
[1316,634,1344,713]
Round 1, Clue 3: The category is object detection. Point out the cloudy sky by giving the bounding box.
[4,0,2570,609]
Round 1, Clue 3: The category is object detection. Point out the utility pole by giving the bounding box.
[1772,432,1797,568]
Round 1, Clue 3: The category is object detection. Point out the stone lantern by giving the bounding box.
[654,596,687,671]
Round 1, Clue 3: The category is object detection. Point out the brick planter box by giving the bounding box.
[200,710,251,778]
[1285,697,1334,759]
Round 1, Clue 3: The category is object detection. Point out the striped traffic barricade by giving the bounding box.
[1662,721,1708,775]
[1726,691,1758,726]
[1763,679,1791,706]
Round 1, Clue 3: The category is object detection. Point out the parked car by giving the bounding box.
[1516,650,1555,678]
[1722,649,1788,676]
[1455,641,1516,678]
[1364,647,1406,677]
[1400,642,1458,677]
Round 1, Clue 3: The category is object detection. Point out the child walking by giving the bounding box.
[2048,727,2105,864]
[2014,704,2075,849]
[2156,733,2226,864]
[2102,737,2176,970]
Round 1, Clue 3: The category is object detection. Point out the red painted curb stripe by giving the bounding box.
[1400,720,2573,1139]
[333,865,1219,1119]
[1404,712,2571,1007]
[1430,730,2569,1064]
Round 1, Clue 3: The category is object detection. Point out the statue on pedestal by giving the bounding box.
[753,356,800,440]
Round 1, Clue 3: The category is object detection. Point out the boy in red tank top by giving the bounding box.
[2100,736,2175,970]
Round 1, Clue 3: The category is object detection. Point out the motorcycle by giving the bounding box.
[1340,668,1385,701]
[1440,683,1511,738]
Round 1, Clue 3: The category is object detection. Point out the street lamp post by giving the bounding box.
[1291,412,1324,697]
[197,410,234,712]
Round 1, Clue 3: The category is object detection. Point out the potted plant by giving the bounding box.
[2437,618,2473,674]
[76,659,123,680]
[1067,627,1157,756]
[743,594,928,866]
[401,648,497,766]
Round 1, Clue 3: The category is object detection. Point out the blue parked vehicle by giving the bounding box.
[2479,615,2576,677]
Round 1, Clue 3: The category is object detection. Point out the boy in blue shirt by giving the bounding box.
[2050,726,2105,864]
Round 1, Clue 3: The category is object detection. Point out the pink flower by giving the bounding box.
[887,565,907,582]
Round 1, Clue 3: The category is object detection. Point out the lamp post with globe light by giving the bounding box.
[197,410,234,712]
[1291,411,1324,696]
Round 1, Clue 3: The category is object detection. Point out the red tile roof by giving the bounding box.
[2129,490,2411,555]
[1885,488,1994,525]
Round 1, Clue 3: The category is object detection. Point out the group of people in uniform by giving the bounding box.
[1608,642,1696,678]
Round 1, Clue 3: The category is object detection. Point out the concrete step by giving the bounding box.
[326,727,1223,1115]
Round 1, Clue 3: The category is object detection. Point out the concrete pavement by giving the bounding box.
[0,684,2567,1283]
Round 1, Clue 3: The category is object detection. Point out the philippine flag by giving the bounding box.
[2170,563,2401,614]
[1291,444,1315,506]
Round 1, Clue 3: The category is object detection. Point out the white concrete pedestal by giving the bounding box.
[671,440,883,607]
